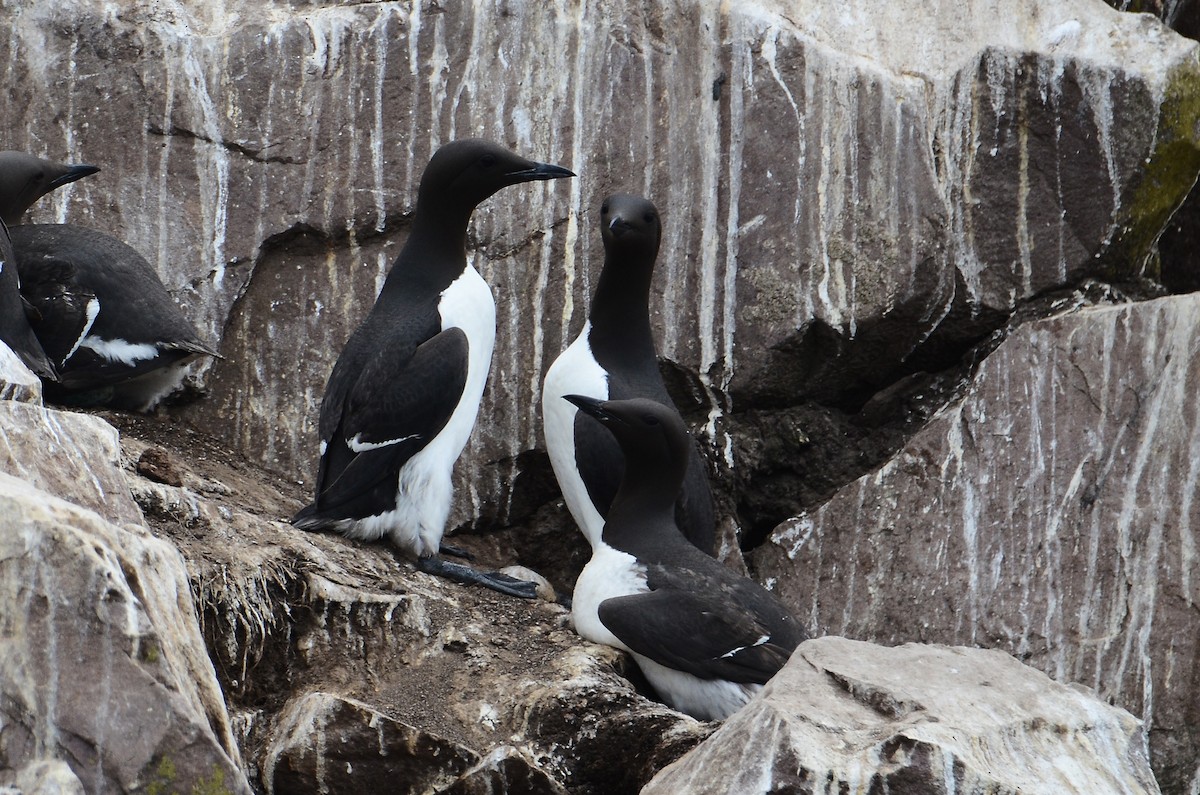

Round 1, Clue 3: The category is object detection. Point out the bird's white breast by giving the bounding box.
[379,265,496,557]
[430,264,496,460]
[542,322,608,547]
[570,541,647,650]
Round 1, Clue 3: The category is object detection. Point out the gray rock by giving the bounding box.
[0,397,142,526]
[0,345,41,404]
[438,746,568,795]
[754,293,1200,792]
[261,692,482,795]
[8,759,83,795]
[643,637,1158,795]
[262,694,568,795]
[0,472,249,794]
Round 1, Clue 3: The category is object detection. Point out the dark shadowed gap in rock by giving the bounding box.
[1158,183,1200,293]
[719,269,1184,552]
[1105,0,1200,41]
[197,580,304,714]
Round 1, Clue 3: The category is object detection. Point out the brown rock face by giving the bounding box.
[261,693,564,795]
[643,638,1158,795]
[754,294,1200,793]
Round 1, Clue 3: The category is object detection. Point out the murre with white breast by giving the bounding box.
[543,194,716,555]
[293,139,574,598]
[13,223,220,410]
[564,394,807,720]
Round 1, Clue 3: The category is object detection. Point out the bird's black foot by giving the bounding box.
[438,542,474,561]
[415,555,538,599]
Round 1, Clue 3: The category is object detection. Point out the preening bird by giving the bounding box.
[543,194,716,555]
[565,395,807,720]
[292,139,574,598]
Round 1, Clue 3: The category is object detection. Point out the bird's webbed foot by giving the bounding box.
[414,554,539,599]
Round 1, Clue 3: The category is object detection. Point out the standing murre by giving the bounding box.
[292,139,574,599]
[0,151,100,380]
[543,194,716,555]
[564,394,807,720]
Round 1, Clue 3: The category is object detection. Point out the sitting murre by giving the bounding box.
[543,194,716,555]
[12,223,220,410]
[564,394,807,720]
[292,139,574,599]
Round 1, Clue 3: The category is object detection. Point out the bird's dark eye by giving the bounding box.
[480,153,497,168]
[643,213,655,224]
[600,202,609,215]
[644,415,660,426]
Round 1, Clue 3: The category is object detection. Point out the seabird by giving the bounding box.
[0,151,100,380]
[12,223,220,410]
[543,194,716,554]
[565,395,807,720]
[292,139,574,599]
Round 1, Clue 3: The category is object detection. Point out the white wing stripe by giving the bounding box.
[347,432,419,452]
[64,297,101,362]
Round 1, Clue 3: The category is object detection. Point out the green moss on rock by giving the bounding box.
[1106,56,1200,280]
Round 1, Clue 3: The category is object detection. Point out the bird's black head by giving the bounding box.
[0,151,100,226]
[565,394,690,486]
[599,193,662,260]
[417,139,574,218]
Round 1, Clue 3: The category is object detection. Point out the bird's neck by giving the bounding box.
[602,460,683,551]
[587,253,656,355]
[382,208,471,295]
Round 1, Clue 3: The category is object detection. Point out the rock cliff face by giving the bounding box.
[4,0,1197,532]
[754,292,1200,793]
[1,0,1198,792]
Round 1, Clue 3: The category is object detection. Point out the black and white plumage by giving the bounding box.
[565,395,807,720]
[12,224,220,411]
[292,139,574,598]
[543,194,715,555]
[0,151,100,380]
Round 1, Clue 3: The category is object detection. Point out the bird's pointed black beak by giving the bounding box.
[564,394,618,424]
[49,164,101,189]
[506,161,575,184]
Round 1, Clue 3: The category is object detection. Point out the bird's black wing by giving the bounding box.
[309,326,470,519]
[16,255,94,367]
[598,569,804,685]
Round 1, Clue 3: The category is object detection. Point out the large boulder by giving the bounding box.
[754,292,1200,792]
[0,471,248,794]
[643,637,1158,794]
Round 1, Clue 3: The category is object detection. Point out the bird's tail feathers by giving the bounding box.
[290,502,328,531]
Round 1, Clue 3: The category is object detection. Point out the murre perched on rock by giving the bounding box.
[543,194,715,555]
[292,139,574,599]
[564,395,807,720]
[12,223,220,411]
[0,151,99,380]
